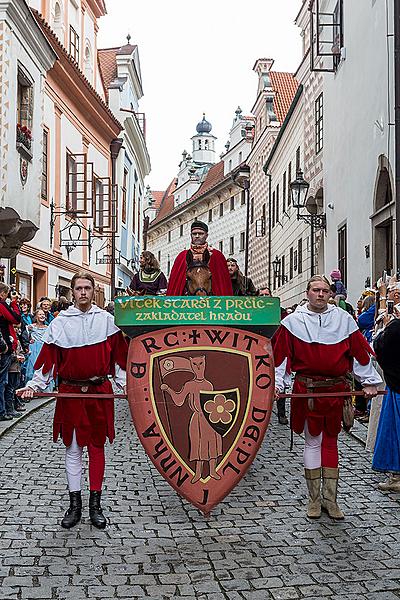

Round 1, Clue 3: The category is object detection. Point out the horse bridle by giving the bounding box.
[185,266,212,296]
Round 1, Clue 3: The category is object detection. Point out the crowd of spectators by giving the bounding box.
[0,287,71,421]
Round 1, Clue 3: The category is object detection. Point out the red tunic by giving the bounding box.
[272,325,372,436]
[166,248,233,296]
[34,331,128,447]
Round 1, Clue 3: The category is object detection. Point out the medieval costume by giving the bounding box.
[373,318,400,490]
[167,221,232,296]
[273,303,381,519]
[129,269,168,295]
[26,304,128,528]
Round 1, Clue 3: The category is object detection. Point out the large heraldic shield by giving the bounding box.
[126,319,276,514]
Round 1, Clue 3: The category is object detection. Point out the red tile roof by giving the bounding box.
[151,191,165,210]
[150,161,228,227]
[98,49,118,92]
[151,179,177,224]
[270,71,299,124]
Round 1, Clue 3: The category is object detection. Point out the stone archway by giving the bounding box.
[371,155,395,282]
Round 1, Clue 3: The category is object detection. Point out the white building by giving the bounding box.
[247,58,299,291]
[321,0,395,301]
[146,111,254,277]
[4,0,150,306]
[98,39,151,291]
[0,0,56,267]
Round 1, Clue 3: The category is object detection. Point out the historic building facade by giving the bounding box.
[247,59,299,292]
[3,0,150,305]
[321,0,395,301]
[0,0,56,267]
[146,112,254,277]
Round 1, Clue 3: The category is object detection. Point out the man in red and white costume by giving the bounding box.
[273,275,381,520]
[18,272,128,530]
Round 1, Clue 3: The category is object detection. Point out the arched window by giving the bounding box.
[198,140,202,150]
[205,139,208,149]
[53,1,64,41]
[84,42,93,83]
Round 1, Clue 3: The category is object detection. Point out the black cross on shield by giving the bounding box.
[200,389,240,436]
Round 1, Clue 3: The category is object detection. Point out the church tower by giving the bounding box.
[191,114,216,164]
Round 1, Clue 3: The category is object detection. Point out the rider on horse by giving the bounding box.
[166,220,233,296]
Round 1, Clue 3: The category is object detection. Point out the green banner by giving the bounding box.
[115,296,281,327]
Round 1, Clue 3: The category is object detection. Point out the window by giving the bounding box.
[69,26,80,64]
[282,172,286,213]
[338,224,347,286]
[219,240,223,252]
[229,236,234,255]
[66,152,77,212]
[272,191,276,228]
[132,185,136,234]
[168,231,171,243]
[250,197,254,223]
[180,224,184,237]
[230,196,235,211]
[240,231,245,251]
[121,168,128,224]
[298,238,303,274]
[288,162,292,206]
[238,151,242,163]
[289,247,293,280]
[219,203,224,217]
[41,129,49,200]
[16,68,34,158]
[208,208,213,222]
[167,255,171,275]
[84,43,93,83]
[315,93,323,154]
[281,255,285,287]
[294,249,298,271]
[276,184,279,224]
[241,190,246,205]
[296,147,301,173]
[158,250,161,262]
[228,159,232,171]
[94,176,105,232]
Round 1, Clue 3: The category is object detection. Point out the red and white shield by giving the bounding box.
[127,325,274,514]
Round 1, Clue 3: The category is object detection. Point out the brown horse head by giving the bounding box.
[186,250,212,296]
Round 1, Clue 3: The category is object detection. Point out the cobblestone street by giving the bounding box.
[1,400,400,600]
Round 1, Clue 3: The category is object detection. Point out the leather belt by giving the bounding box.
[295,375,350,411]
[296,375,349,388]
[59,376,108,393]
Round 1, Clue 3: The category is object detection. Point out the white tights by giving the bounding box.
[303,421,322,469]
[65,431,83,492]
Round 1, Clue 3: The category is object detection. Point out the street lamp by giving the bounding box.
[272,255,280,279]
[290,169,310,213]
[290,169,326,276]
[231,165,251,278]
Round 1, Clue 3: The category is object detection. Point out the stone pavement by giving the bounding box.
[1,400,400,600]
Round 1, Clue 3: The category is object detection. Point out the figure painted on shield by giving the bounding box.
[161,356,224,483]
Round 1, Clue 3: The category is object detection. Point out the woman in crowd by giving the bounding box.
[19,298,34,327]
[128,251,168,296]
[25,309,53,391]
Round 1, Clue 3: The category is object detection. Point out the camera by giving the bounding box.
[387,300,394,314]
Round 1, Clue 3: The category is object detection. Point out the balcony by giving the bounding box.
[16,124,33,161]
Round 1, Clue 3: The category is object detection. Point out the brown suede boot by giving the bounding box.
[304,468,322,518]
[321,467,344,520]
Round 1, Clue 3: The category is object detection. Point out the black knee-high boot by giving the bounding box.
[61,491,82,529]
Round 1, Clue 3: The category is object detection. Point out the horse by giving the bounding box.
[185,249,212,296]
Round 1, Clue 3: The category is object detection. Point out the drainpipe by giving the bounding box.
[395,0,400,270]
